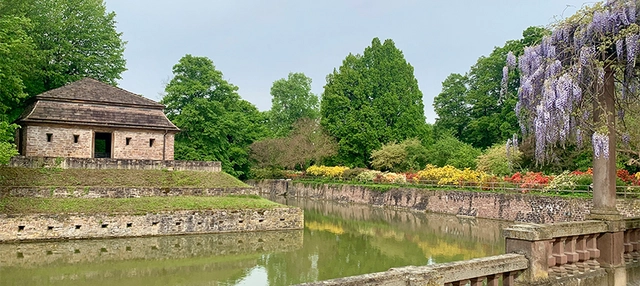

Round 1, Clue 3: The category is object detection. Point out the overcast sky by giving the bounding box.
[104,0,590,123]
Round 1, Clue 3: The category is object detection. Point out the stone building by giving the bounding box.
[16,78,180,160]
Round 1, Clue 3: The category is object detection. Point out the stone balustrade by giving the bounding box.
[624,218,640,263]
[503,219,632,284]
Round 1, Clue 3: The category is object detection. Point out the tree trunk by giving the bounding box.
[591,66,618,215]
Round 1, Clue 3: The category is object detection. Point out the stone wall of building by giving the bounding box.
[9,156,221,172]
[21,124,176,160]
[0,208,303,242]
[112,130,170,160]
[24,125,93,158]
[251,180,640,223]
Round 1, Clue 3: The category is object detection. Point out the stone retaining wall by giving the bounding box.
[2,186,257,199]
[9,156,221,172]
[250,180,640,223]
[0,208,303,242]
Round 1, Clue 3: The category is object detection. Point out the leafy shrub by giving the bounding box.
[250,168,286,179]
[343,168,367,180]
[370,139,428,172]
[426,135,481,169]
[476,143,521,176]
[356,170,381,182]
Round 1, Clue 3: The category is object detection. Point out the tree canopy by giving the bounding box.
[162,55,268,179]
[434,26,549,149]
[321,38,428,167]
[268,72,319,137]
[1,0,126,99]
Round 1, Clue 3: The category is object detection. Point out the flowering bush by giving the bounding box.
[379,172,407,184]
[544,171,576,191]
[306,165,350,178]
[356,170,381,182]
[505,172,552,189]
[415,165,489,185]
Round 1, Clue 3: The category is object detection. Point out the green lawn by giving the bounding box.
[0,195,282,214]
[0,167,248,188]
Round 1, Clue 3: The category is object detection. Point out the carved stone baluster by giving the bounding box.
[575,235,591,272]
[564,236,580,275]
[503,271,516,286]
[624,230,633,262]
[586,234,601,269]
[452,280,469,286]
[547,240,557,277]
[469,277,484,286]
[552,237,568,277]
[486,274,500,286]
[632,229,640,261]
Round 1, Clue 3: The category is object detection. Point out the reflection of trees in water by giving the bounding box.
[259,198,506,285]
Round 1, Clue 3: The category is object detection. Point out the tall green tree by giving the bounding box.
[162,55,268,179]
[0,15,36,121]
[433,73,469,139]
[1,0,126,98]
[321,38,427,167]
[269,72,319,137]
[433,27,548,149]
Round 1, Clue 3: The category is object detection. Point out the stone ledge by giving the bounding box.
[9,156,221,172]
[0,208,303,242]
[295,254,527,286]
[2,186,257,198]
[503,221,609,241]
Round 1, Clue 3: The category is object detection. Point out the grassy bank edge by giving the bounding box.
[0,195,283,215]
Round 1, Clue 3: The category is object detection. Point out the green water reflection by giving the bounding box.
[0,197,507,285]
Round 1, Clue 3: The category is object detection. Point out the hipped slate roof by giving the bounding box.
[18,78,180,131]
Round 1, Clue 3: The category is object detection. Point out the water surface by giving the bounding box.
[0,197,507,285]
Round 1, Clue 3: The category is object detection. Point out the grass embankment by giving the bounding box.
[0,167,281,214]
[0,195,280,215]
[0,167,249,188]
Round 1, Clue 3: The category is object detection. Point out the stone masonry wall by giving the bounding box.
[0,208,303,242]
[3,186,257,199]
[23,124,175,160]
[25,125,93,158]
[251,180,640,223]
[112,130,169,160]
[9,156,221,172]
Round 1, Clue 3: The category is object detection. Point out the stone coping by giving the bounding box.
[296,254,527,285]
[9,156,221,172]
[503,220,609,241]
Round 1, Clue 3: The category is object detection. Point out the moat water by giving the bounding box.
[0,197,508,285]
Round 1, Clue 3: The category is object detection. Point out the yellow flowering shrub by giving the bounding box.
[306,165,350,178]
[415,165,489,185]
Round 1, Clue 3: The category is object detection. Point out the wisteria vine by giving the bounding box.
[503,0,640,162]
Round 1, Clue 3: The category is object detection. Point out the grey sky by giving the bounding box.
[104,0,589,123]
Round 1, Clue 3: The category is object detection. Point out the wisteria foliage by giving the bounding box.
[503,0,640,162]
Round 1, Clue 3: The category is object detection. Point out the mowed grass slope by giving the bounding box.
[0,196,281,214]
[0,167,248,188]
[0,167,281,213]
